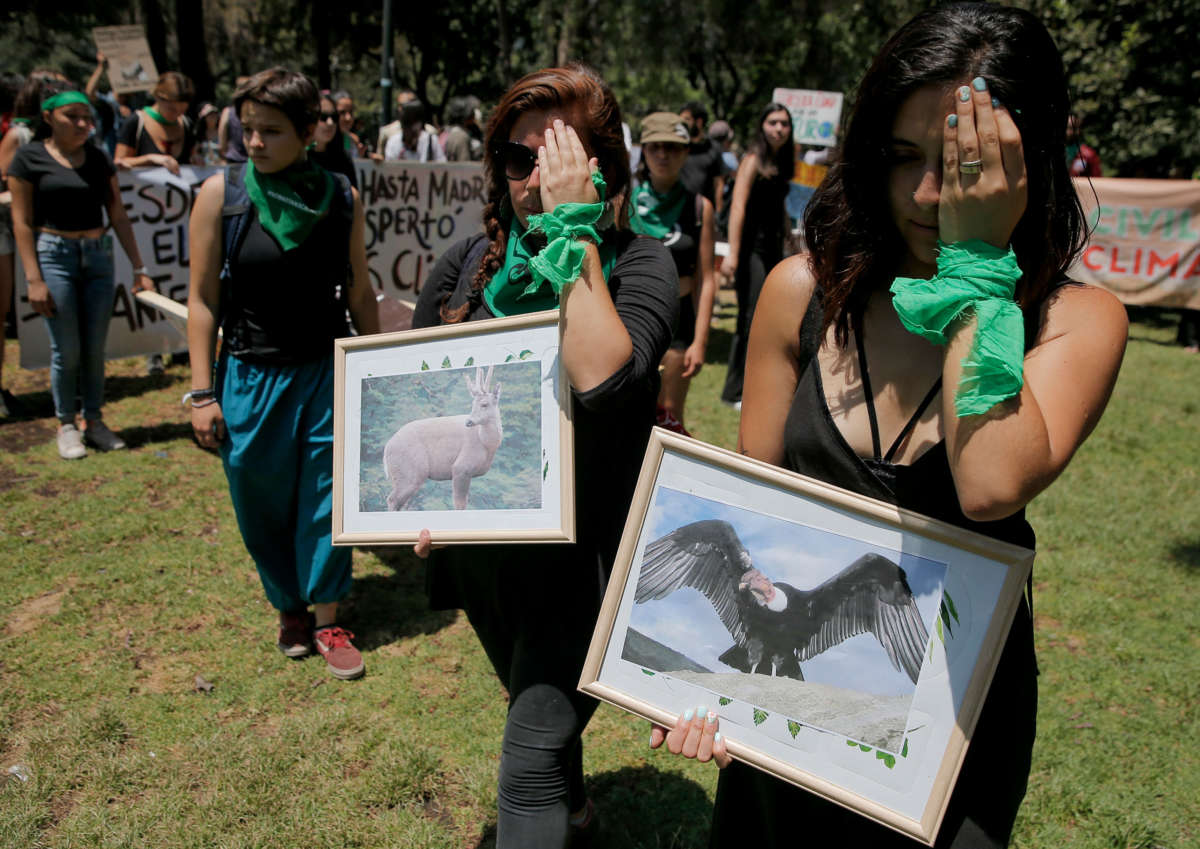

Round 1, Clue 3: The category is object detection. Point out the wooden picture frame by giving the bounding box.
[333,310,574,545]
[580,429,1033,845]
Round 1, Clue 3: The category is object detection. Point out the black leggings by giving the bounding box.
[721,250,771,403]
[453,548,606,848]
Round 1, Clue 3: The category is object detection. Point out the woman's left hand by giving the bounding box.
[537,119,599,215]
[131,272,157,293]
[939,77,1026,248]
[649,707,732,768]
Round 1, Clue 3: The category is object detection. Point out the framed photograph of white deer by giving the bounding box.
[579,429,1034,846]
[332,310,573,545]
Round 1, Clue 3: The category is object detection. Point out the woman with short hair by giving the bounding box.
[114,71,196,175]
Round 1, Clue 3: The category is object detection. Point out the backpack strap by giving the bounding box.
[220,162,253,283]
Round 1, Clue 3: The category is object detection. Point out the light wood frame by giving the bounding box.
[333,310,574,545]
[580,429,1034,845]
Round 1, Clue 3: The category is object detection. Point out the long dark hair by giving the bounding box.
[804,2,1087,346]
[442,62,630,323]
[747,102,794,181]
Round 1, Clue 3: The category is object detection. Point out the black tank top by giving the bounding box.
[661,191,703,279]
[781,291,1036,550]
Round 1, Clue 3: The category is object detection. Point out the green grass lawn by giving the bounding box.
[0,300,1196,849]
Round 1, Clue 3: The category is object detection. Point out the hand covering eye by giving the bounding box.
[493,141,538,181]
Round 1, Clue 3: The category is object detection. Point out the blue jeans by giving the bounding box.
[36,233,115,423]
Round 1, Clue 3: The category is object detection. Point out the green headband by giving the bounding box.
[40,91,91,114]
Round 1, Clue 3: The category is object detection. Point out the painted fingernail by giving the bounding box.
[696,704,707,719]
[683,708,695,722]
[991,97,1001,108]
[706,711,717,724]
[958,86,971,102]
[973,77,987,92]
[713,732,723,743]
[947,114,958,128]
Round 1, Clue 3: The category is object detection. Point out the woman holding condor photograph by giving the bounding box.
[652,4,1126,848]
[411,64,676,847]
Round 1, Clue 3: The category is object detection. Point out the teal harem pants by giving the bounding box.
[217,352,352,612]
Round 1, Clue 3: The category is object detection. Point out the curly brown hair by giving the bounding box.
[441,62,630,323]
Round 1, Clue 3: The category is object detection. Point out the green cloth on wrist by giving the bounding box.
[629,180,686,239]
[890,239,1025,417]
[143,106,178,127]
[523,170,611,296]
[40,91,91,113]
[243,159,335,252]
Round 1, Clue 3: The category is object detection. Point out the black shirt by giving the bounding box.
[8,141,115,231]
[118,111,195,162]
[680,138,729,203]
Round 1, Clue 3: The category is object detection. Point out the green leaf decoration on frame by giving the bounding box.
[464,356,474,366]
[876,750,897,769]
[543,461,549,481]
[902,738,909,758]
[846,740,859,748]
[519,349,534,360]
[505,354,515,362]
[718,697,732,706]
[441,356,452,368]
[944,590,960,624]
[420,361,430,371]
[936,616,945,644]
[787,720,802,739]
[752,708,768,726]
[940,602,954,639]
[641,669,655,676]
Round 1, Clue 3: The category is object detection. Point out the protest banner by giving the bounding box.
[1070,177,1200,309]
[771,87,843,148]
[92,26,158,95]
[15,161,485,369]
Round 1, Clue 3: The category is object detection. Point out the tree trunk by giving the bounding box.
[139,0,170,76]
[175,0,215,103]
[312,0,332,90]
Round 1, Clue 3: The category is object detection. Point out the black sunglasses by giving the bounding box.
[319,112,337,123]
[492,141,538,181]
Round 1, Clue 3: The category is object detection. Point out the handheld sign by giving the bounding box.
[772,87,843,148]
[92,26,158,95]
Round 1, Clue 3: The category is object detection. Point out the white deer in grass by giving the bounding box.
[383,366,503,510]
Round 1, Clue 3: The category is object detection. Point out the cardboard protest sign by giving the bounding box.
[772,88,843,148]
[1070,178,1200,309]
[92,26,158,95]
[15,161,485,369]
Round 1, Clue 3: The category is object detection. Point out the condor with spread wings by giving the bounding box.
[635,519,930,683]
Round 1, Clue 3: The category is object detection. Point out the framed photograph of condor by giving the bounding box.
[331,309,574,545]
[579,428,1034,846]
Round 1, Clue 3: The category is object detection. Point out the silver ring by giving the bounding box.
[959,159,983,174]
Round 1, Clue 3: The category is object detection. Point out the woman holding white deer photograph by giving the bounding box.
[185,68,378,681]
[411,64,677,847]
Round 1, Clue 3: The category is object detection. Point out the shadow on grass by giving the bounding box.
[347,546,456,650]
[706,326,733,368]
[104,371,186,404]
[1168,540,1200,573]
[120,421,195,448]
[464,764,713,849]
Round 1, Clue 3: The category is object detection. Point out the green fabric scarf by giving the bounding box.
[144,106,178,127]
[243,159,335,252]
[11,117,32,126]
[890,240,1025,417]
[629,180,686,239]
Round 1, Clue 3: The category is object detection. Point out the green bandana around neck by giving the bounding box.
[40,91,91,114]
[144,106,178,127]
[890,239,1025,417]
[629,180,687,239]
[11,117,33,126]
[243,159,335,252]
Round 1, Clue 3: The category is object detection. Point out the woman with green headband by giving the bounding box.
[649,5,1127,848]
[186,67,379,681]
[8,79,155,457]
[630,111,717,437]
[114,71,195,176]
[410,64,676,847]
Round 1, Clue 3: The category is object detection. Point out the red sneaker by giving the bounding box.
[313,625,365,680]
[277,610,314,658]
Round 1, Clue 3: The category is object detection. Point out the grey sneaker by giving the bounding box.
[84,420,127,451]
[147,353,165,375]
[57,424,87,460]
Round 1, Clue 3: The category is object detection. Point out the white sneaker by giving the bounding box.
[57,424,87,460]
[83,420,127,451]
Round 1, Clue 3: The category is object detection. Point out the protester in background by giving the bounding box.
[411,63,676,848]
[375,87,417,156]
[83,52,120,156]
[194,102,222,165]
[309,92,357,188]
[383,99,444,162]
[186,68,379,680]
[331,90,365,157]
[114,71,195,176]
[442,95,482,161]
[8,79,156,456]
[719,102,793,407]
[1177,309,1200,353]
[218,76,251,164]
[679,100,729,208]
[652,7,1127,849]
[708,119,739,174]
[1066,114,1102,177]
[631,111,716,436]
